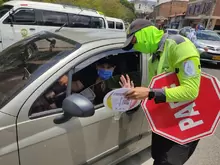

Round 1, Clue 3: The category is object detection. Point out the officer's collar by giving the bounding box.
[152,33,168,63]
[157,33,168,52]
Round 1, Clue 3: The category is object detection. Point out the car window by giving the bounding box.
[41,10,68,26]
[196,31,220,41]
[69,14,105,29]
[3,9,36,24]
[29,51,141,117]
[116,22,123,29]
[0,31,80,109]
[0,5,13,19]
[167,30,178,35]
[108,21,115,29]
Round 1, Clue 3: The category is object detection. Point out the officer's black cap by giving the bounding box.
[123,19,153,51]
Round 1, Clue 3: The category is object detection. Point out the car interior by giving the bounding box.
[29,51,142,117]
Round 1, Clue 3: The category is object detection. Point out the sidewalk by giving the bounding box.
[119,125,220,165]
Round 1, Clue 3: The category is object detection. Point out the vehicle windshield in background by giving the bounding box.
[0,31,80,109]
[0,5,13,18]
[167,30,178,35]
[196,31,220,41]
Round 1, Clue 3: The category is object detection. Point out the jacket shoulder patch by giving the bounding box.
[183,60,196,76]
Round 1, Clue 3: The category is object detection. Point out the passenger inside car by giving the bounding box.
[58,57,133,105]
[59,57,116,92]
[30,52,141,115]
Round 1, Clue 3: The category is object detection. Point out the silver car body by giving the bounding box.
[196,30,220,63]
[0,28,151,165]
[179,28,220,63]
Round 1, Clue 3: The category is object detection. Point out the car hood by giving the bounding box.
[197,40,220,48]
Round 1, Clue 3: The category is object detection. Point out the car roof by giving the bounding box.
[53,28,126,44]
[4,0,102,17]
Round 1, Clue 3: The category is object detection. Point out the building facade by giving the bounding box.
[152,0,188,27]
[154,0,188,19]
[132,0,156,14]
[185,0,220,32]
[158,0,188,5]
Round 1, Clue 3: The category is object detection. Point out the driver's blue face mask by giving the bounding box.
[97,69,113,80]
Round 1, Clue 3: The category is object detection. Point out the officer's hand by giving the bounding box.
[125,87,150,100]
[58,75,68,86]
[119,74,134,88]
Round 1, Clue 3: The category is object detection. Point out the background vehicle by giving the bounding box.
[179,27,220,64]
[0,28,151,165]
[179,26,194,37]
[165,28,179,35]
[106,16,125,31]
[196,30,220,64]
[0,0,107,52]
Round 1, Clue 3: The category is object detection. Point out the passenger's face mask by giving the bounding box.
[97,69,113,80]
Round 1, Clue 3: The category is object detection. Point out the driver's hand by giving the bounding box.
[119,74,134,88]
[59,75,68,86]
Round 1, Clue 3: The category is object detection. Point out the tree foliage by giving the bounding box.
[0,0,135,22]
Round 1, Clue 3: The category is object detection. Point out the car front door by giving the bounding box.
[16,48,144,165]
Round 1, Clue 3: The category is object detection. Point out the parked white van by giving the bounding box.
[106,16,125,31]
[0,0,108,51]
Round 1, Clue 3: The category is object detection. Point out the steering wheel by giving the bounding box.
[44,82,67,108]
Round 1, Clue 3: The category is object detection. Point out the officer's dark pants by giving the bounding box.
[151,133,199,165]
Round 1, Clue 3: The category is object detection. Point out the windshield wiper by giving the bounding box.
[55,23,67,32]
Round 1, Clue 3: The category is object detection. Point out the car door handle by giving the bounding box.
[29,28,35,31]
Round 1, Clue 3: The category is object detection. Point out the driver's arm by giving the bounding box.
[58,75,84,92]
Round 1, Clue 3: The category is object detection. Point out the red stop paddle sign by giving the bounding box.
[141,72,220,145]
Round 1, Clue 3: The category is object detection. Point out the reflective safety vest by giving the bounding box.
[147,34,201,102]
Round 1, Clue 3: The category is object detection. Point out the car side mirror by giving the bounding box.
[54,94,95,124]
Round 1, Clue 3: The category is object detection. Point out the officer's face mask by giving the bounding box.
[133,39,151,54]
[133,26,164,54]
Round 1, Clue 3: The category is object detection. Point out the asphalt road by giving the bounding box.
[118,62,220,165]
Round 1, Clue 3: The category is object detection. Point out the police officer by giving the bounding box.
[123,19,201,165]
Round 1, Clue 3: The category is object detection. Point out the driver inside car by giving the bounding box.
[58,57,133,105]
[30,57,135,114]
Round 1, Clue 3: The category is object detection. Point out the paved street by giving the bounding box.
[118,62,220,165]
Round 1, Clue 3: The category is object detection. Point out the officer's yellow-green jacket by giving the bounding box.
[131,25,201,103]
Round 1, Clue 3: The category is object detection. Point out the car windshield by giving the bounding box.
[0,31,80,109]
[0,5,13,18]
[196,31,220,41]
[167,30,178,35]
